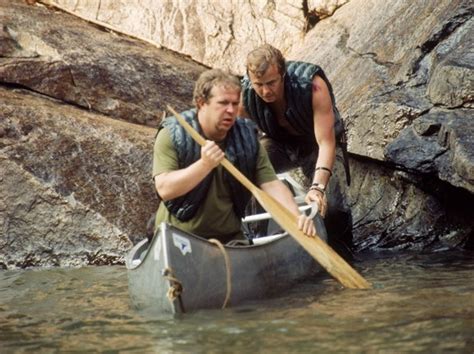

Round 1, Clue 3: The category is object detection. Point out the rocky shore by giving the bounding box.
[0,0,472,269]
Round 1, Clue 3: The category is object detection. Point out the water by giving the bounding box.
[1,251,473,353]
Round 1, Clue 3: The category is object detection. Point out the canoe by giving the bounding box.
[125,174,328,314]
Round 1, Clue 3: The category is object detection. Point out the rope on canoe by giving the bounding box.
[208,238,232,309]
[162,268,184,307]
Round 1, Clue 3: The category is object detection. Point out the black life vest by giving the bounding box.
[159,109,259,221]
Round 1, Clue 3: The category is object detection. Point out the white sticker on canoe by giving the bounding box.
[154,236,162,261]
[172,234,192,256]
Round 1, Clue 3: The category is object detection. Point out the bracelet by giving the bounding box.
[311,182,326,190]
[309,185,325,195]
[315,166,332,176]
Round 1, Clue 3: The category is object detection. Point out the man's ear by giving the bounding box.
[196,97,205,109]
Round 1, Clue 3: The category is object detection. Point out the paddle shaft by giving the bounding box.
[167,106,371,289]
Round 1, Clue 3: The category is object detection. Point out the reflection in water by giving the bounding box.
[0,251,473,353]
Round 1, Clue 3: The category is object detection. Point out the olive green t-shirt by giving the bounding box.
[153,126,277,241]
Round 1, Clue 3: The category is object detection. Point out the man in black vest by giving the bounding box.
[153,69,316,243]
[239,44,352,252]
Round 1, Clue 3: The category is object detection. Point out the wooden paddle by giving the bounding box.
[167,105,371,289]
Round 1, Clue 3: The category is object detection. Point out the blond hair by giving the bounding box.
[193,69,241,107]
[246,44,286,77]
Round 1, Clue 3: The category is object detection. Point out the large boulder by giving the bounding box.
[348,157,472,252]
[385,110,473,193]
[0,1,207,268]
[0,0,472,268]
[0,87,157,268]
[0,1,207,127]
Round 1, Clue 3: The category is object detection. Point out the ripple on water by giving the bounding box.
[0,251,472,352]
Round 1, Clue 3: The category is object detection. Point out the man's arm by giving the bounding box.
[305,75,337,215]
[154,140,224,201]
[261,179,316,236]
[312,75,336,182]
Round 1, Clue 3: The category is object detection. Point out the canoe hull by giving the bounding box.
[126,221,325,314]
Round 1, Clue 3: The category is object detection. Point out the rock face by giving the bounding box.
[385,111,473,193]
[290,0,473,192]
[0,87,155,267]
[46,0,349,74]
[291,0,473,252]
[46,0,473,191]
[0,1,207,127]
[348,157,472,253]
[0,1,472,268]
[0,1,207,268]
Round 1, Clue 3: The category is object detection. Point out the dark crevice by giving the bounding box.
[302,0,320,33]
[411,9,471,74]
[0,81,99,117]
[359,51,395,67]
[222,21,235,55]
[346,45,396,68]
[96,0,102,21]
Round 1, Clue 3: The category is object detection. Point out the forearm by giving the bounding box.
[313,139,336,186]
[261,180,301,217]
[311,75,337,187]
[154,159,213,200]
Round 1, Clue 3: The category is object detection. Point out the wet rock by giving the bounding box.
[348,158,473,252]
[385,110,474,193]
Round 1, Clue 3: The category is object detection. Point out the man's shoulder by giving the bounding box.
[155,125,172,146]
[286,61,324,82]
[162,109,197,127]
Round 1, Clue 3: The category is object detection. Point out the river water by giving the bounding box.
[1,250,473,353]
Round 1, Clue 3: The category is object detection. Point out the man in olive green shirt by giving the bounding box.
[153,69,316,243]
